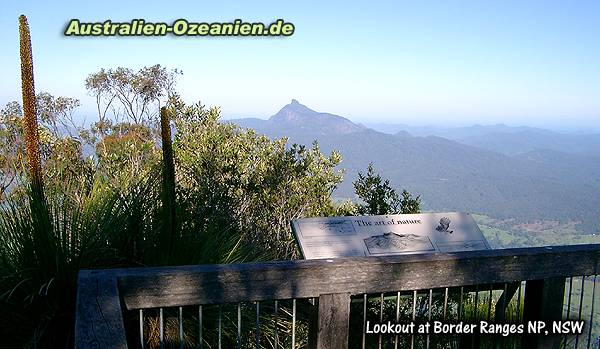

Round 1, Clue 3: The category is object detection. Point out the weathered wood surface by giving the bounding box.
[75,270,128,349]
[316,293,350,349]
[115,244,600,309]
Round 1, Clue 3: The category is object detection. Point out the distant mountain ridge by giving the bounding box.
[367,123,542,139]
[230,100,600,234]
[367,122,600,156]
[458,130,600,156]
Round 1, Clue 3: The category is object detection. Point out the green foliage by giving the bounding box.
[0,95,98,203]
[94,122,160,188]
[0,102,25,199]
[35,91,81,137]
[0,92,346,346]
[0,62,427,346]
[85,64,181,124]
[332,199,360,216]
[170,98,344,259]
[353,163,421,215]
[399,189,421,214]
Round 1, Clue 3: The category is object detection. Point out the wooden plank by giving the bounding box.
[75,270,128,349]
[113,244,600,309]
[317,293,350,349]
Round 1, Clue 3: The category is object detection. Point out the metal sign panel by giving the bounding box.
[292,212,490,259]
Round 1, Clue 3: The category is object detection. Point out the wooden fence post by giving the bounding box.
[522,277,566,349]
[75,271,128,348]
[317,293,351,349]
[308,298,319,349]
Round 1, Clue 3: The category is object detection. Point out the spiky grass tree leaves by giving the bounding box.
[0,177,154,347]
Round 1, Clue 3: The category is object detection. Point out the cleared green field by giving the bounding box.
[473,214,600,249]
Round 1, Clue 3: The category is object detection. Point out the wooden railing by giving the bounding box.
[75,244,600,349]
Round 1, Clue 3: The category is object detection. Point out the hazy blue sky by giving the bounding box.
[1,1,599,129]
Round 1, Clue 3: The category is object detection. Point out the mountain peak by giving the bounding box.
[276,99,316,115]
[268,99,364,135]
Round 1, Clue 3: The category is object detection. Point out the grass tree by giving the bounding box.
[160,106,177,262]
[19,15,43,197]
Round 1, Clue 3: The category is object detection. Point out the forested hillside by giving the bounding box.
[232,100,600,238]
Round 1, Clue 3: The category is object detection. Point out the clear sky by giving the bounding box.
[1,0,599,130]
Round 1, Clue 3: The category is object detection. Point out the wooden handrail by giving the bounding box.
[75,243,600,348]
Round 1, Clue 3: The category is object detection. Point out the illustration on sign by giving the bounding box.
[363,232,435,255]
[435,217,453,234]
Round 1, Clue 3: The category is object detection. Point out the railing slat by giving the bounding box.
[427,289,432,349]
[256,301,261,349]
[139,309,144,349]
[411,290,416,349]
[378,293,383,349]
[361,294,367,349]
[237,303,241,349]
[218,305,222,349]
[576,276,586,349]
[443,288,448,320]
[179,306,183,349]
[198,305,203,349]
[159,307,164,348]
[459,286,464,320]
[487,285,493,321]
[394,292,400,349]
[292,299,297,349]
[274,300,279,349]
[587,274,597,349]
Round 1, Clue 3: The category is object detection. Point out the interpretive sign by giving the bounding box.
[292,212,490,259]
